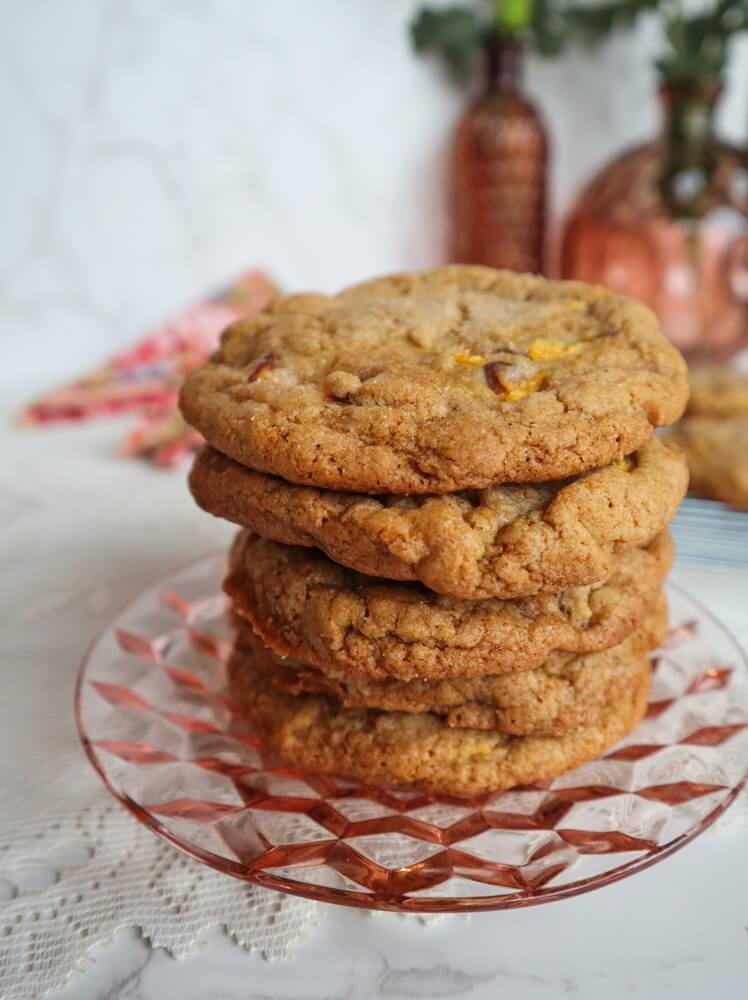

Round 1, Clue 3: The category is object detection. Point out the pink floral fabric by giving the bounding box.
[19,270,275,467]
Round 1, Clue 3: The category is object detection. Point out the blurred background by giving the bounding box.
[4,0,748,386]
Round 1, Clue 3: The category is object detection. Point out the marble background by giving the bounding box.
[3,0,748,384]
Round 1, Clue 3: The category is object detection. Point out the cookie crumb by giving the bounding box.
[323,370,362,401]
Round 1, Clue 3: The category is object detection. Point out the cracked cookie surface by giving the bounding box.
[192,436,686,599]
[225,530,672,681]
[180,266,688,493]
[232,597,665,736]
[227,647,651,795]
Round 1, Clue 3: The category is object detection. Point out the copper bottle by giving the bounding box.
[449,37,548,274]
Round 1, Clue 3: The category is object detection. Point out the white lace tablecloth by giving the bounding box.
[1,382,746,1000]
[0,387,320,999]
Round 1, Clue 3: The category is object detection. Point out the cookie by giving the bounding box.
[668,415,748,510]
[180,266,687,493]
[233,596,665,736]
[225,530,673,681]
[191,436,686,599]
[686,363,748,419]
[227,648,652,796]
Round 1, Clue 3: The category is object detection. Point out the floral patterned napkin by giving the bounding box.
[18,270,275,467]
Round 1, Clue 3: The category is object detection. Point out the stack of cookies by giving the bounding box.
[669,362,748,510]
[180,266,689,796]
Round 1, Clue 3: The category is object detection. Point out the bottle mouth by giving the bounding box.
[659,77,722,108]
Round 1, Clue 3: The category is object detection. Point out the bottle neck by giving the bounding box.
[483,37,523,96]
[658,78,720,216]
[660,79,720,168]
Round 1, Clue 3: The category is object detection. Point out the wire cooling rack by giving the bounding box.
[671,497,748,569]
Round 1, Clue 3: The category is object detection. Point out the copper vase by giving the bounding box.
[561,79,748,360]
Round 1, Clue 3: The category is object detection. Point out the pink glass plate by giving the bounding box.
[75,554,748,913]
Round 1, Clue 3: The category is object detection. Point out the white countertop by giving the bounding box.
[1,382,746,1000]
[44,839,748,1000]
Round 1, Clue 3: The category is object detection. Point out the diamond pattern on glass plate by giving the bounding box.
[76,555,748,913]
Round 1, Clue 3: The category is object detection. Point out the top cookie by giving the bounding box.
[180,266,688,493]
[686,363,748,419]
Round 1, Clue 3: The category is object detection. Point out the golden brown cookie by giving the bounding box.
[191,437,686,599]
[180,266,687,494]
[227,649,652,796]
[686,363,748,419]
[225,530,673,681]
[668,415,748,510]
[232,596,666,736]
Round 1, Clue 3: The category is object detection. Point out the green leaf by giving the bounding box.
[410,0,748,77]
[561,0,659,48]
[529,0,566,55]
[657,0,748,82]
[410,6,485,77]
